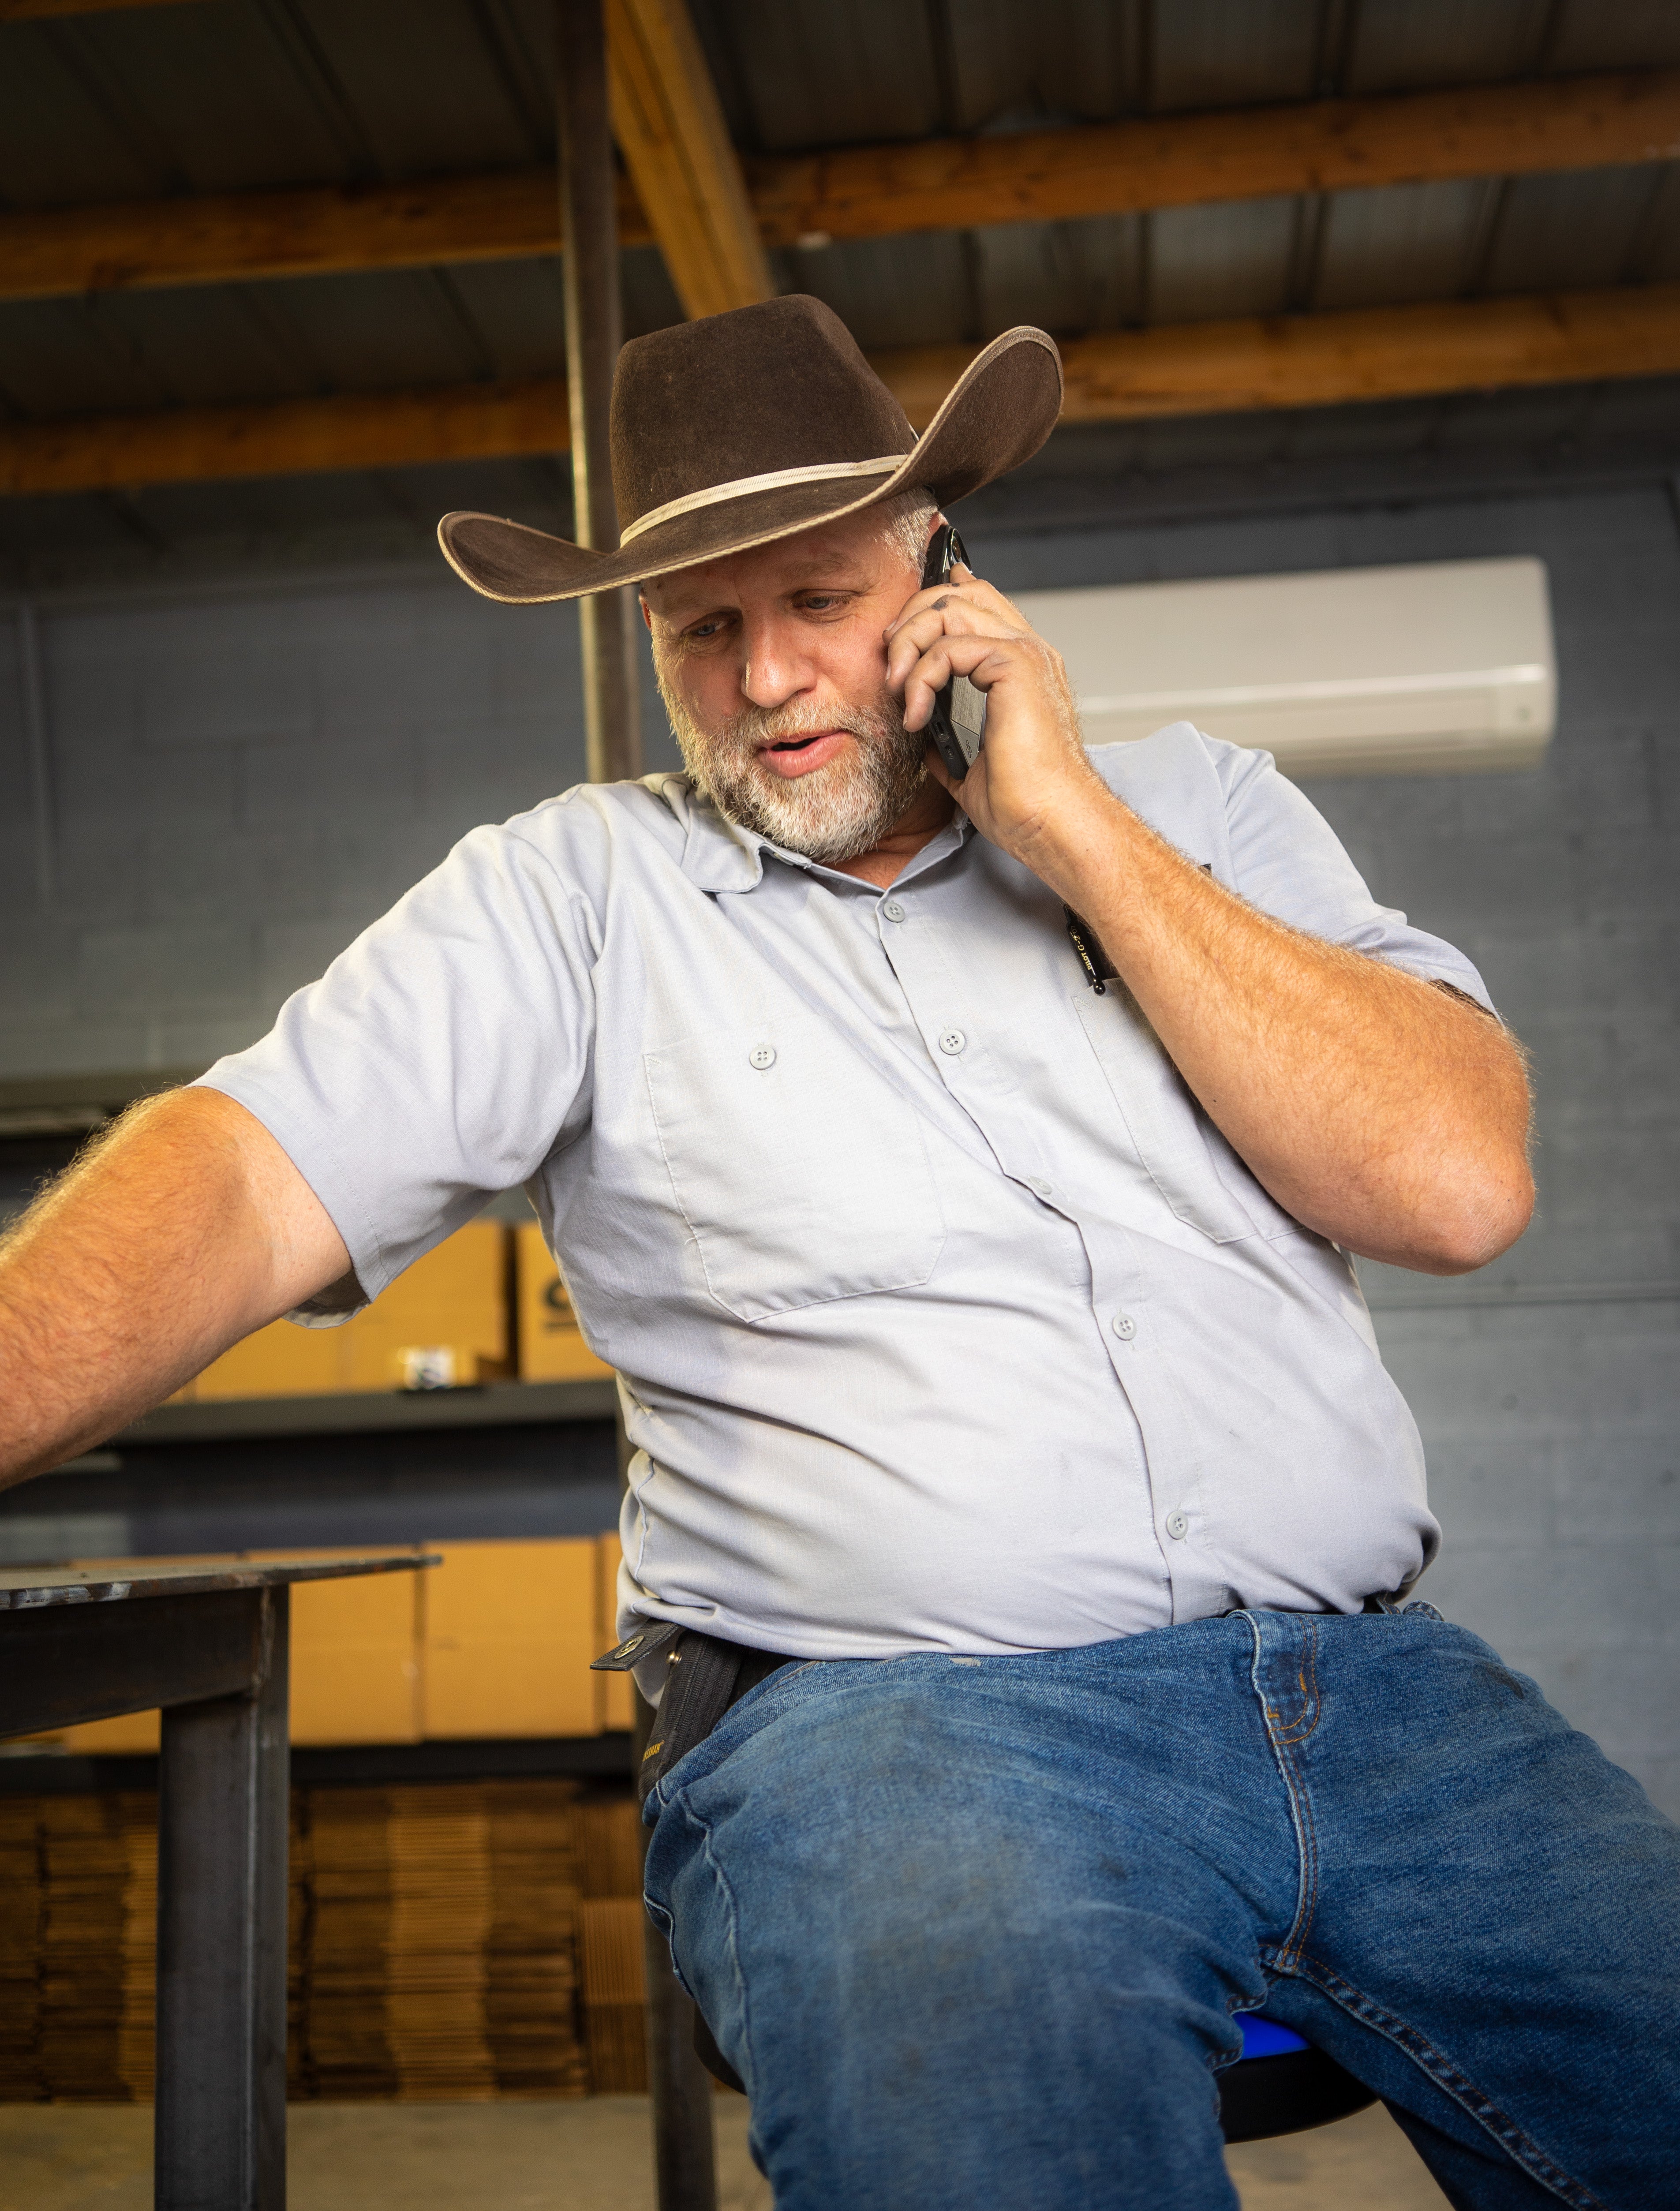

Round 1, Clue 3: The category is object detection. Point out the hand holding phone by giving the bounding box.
[919,524,988,783]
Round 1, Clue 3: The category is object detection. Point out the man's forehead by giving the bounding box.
[643,511,902,617]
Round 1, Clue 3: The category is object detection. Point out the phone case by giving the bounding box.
[921,525,988,781]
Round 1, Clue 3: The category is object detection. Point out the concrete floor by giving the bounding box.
[0,2097,1448,2207]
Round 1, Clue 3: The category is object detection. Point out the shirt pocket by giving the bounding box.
[644,1014,947,1321]
[1073,983,1265,1245]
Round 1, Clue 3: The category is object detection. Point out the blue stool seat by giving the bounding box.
[1219,2013,1376,2143]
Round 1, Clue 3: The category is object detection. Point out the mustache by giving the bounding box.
[716,695,905,752]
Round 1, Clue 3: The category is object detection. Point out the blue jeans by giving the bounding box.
[643,1609,1680,2210]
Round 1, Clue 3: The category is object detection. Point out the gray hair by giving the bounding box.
[876,488,942,574]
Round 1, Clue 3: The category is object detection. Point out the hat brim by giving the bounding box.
[437,325,1063,605]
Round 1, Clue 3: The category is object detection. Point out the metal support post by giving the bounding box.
[154,1586,290,2211]
[558,0,642,786]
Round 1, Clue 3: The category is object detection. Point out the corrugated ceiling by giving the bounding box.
[2,0,1678,580]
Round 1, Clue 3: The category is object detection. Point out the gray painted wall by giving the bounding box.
[3,473,1676,1812]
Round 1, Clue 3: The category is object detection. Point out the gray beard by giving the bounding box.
[657,672,930,865]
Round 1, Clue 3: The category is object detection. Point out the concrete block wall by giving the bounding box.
[0,569,677,1078]
[3,471,1676,1813]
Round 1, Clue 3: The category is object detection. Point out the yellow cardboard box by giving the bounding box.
[516,1221,613,1383]
[17,1534,617,1754]
[594,1530,636,1733]
[191,1220,509,1400]
[44,1551,427,1752]
[342,1218,509,1392]
[54,1708,161,1753]
[284,1556,425,1744]
[184,1318,343,1401]
[420,1538,598,1739]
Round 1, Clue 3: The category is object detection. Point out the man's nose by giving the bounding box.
[740,614,812,711]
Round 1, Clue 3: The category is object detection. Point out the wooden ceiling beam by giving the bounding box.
[751,68,1680,245]
[7,285,1679,498]
[0,171,643,302]
[879,284,1680,425]
[604,0,774,316]
[0,378,572,495]
[3,71,1674,306]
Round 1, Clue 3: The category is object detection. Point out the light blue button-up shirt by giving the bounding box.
[202,725,1492,1659]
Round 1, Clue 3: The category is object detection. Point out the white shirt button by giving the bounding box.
[1165,1511,1189,1540]
[881,898,905,922]
[1111,1313,1137,1340]
[938,1029,966,1055]
[748,1044,776,1070]
[1028,1177,1053,1200]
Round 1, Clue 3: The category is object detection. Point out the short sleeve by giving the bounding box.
[196,797,605,1311]
[1209,738,1497,1014]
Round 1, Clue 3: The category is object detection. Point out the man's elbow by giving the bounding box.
[1411,1160,1536,1277]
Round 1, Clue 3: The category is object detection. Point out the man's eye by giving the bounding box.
[685,618,729,641]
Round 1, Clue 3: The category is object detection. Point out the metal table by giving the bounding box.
[0,1553,433,2211]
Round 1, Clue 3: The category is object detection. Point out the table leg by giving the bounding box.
[155,1585,290,2211]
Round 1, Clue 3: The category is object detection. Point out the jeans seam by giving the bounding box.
[1269,1950,1606,2211]
[1244,1614,1320,1969]
[1269,1619,1321,1745]
[687,1795,756,2097]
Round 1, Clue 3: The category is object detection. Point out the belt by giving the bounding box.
[591,1621,791,1803]
[595,1596,1417,1803]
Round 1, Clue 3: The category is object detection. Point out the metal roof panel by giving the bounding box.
[1145,197,1297,323]
[701,0,944,153]
[1487,165,1673,292]
[1313,180,1490,312]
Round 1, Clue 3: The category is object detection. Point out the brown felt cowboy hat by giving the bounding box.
[437,295,1063,604]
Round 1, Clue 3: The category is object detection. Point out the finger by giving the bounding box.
[898,634,1008,730]
[883,575,1030,642]
[884,606,1018,693]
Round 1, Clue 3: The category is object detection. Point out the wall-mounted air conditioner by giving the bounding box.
[1014,557,1556,778]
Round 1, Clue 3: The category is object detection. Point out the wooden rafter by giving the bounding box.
[604,0,773,317]
[750,69,1680,244]
[0,380,572,496]
[3,71,1674,307]
[7,285,1680,498]
[882,284,1680,423]
[0,172,647,301]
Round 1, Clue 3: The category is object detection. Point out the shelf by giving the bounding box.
[0,1732,636,1794]
[99,1377,619,1452]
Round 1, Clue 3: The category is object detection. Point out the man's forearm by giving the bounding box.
[0,1088,349,1487]
[1023,788,1534,1273]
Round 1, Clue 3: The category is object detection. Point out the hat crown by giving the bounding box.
[610,296,917,538]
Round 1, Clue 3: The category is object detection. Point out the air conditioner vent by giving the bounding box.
[1015,557,1555,778]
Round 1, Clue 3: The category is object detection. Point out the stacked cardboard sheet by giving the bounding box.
[1,1778,631,2103]
[0,1799,42,2101]
[483,1781,592,2097]
[33,1796,153,2103]
[577,1898,649,2094]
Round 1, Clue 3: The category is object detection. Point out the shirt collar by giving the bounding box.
[664,772,974,896]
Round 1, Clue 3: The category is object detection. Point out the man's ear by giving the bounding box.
[638,593,653,632]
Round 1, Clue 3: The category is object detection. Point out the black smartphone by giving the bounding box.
[919,523,988,782]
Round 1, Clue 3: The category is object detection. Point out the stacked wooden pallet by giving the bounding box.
[0,1781,648,2101]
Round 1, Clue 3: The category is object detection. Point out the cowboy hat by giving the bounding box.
[437,294,1063,604]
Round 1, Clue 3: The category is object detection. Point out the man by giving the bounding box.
[1,297,1674,2207]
